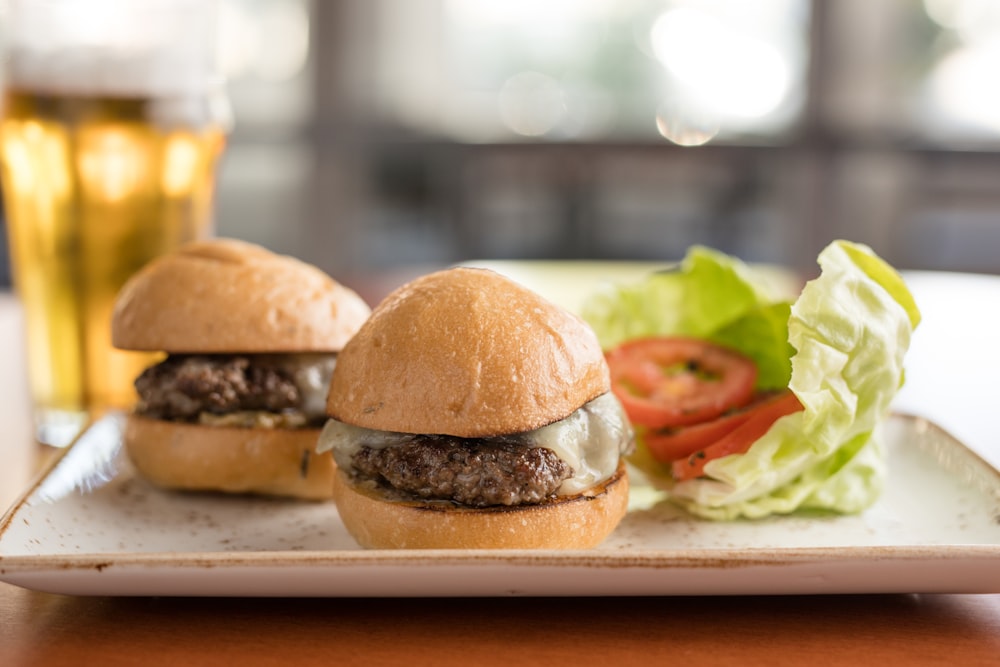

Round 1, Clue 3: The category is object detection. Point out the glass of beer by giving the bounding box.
[0,0,230,446]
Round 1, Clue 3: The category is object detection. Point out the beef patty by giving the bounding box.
[351,436,574,507]
[134,354,302,421]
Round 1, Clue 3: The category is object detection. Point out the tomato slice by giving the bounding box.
[645,412,751,463]
[606,337,757,429]
[644,392,782,463]
[672,390,803,481]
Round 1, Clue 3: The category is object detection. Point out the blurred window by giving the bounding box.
[367,0,809,145]
[212,0,316,259]
[208,0,1000,275]
[909,0,1000,144]
[219,0,313,133]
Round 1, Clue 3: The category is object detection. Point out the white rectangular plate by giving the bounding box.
[1,413,998,597]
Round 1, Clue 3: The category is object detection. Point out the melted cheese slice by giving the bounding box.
[279,353,336,418]
[317,392,633,495]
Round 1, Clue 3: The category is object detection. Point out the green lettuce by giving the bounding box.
[581,240,920,520]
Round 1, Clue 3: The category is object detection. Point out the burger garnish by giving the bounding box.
[603,336,804,480]
[580,240,920,521]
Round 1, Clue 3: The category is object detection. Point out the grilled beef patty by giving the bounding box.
[351,436,574,506]
[134,354,301,421]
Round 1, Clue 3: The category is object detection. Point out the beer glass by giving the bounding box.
[0,0,230,446]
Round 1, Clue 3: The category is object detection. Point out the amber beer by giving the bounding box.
[0,88,227,444]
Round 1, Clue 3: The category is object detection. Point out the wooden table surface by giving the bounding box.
[1,267,999,667]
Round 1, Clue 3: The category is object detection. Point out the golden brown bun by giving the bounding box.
[332,461,629,549]
[124,415,335,500]
[112,238,371,353]
[327,267,610,437]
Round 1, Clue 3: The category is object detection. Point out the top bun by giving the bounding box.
[112,238,371,353]
[326,267,610,438]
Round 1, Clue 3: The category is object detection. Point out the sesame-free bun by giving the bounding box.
[112,238,371,353]
[326,267,610,438]
[124,415,335,500]
[332,461,629,549]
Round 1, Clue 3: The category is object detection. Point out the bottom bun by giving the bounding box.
[332,461,629,549]
[124,414,335,500]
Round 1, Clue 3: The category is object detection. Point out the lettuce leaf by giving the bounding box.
[582,246,796,390]
[581,240,919,520]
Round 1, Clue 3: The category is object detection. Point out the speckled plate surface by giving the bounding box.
[0,412,998,597]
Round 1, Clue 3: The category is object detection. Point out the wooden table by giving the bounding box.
[2,268,999,667]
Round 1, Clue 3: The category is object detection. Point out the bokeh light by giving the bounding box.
[499,71,566,137]
[655,101,719,146]
[927,43,1000,133]
[218,0,309,82]
[650,7,792,121]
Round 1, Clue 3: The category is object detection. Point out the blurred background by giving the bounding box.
[8,0,1000,281]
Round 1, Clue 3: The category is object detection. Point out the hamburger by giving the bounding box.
[317,267,634,549]
[111,238,371,500]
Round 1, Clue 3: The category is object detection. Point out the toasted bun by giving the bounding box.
[112,238,371,353]
[327,267,609,437]
[332,461,629,549]
[124,415,335,500]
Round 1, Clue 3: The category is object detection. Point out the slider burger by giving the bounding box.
[318,267,634,549]
[111,238,371,500]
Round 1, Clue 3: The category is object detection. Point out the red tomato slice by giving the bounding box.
[606,337,757,429]
[643,392,783,463]
[672,390,803,481]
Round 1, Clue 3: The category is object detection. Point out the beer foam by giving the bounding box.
[4,0,221,97]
